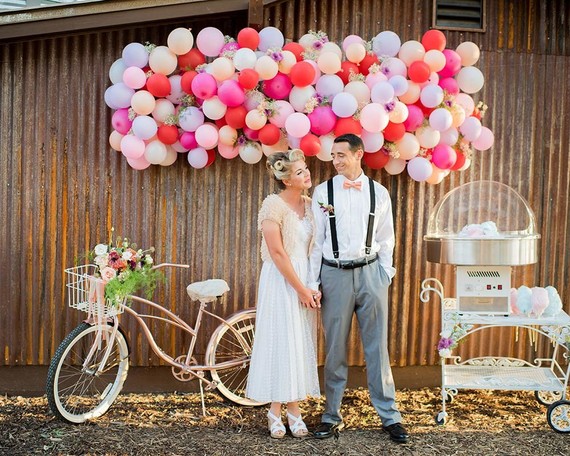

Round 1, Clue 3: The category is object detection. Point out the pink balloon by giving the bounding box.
[120,135,145,159]
[180,131,198,150]
[196,27,225,57]
[431,143,457,170]
[308,106,337,135]
[195,123,218,149]
[112,109,132,135]
[403,104,424,132]
[243,126,260,141]
[407,156,432,182]
[342,34,364,51]
[127,155,151,170]
[218,142,239,159]
[472,126,494,151]
[269,100,295,128]
[218,80,245,107]
[122,66,146,89]
[438,49,462,78]
[438,77,459,95]
[285,112,311,138]
[263,73,293,100]
[191,72,218,99]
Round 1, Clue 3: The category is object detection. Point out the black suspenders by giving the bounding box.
[326,177,376,260]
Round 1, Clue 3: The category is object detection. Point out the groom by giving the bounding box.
[308,134,409,443]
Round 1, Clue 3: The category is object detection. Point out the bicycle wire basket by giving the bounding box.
[65,265,125,318]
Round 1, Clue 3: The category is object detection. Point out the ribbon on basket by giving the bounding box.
[88,276,107,345]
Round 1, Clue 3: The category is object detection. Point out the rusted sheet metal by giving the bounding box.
[1,1,570,373]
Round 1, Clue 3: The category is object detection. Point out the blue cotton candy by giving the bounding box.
[517,285,532,316]
[543,286,563,317]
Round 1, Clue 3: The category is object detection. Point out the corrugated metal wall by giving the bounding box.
[1,0,569,371]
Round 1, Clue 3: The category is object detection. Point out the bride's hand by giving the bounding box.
[299,288,320,309]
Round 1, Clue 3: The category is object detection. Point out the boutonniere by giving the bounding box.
[318,201,334,215]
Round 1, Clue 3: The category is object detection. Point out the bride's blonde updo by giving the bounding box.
[266,149,305,189]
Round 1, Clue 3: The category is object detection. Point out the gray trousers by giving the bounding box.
[320,260,402,427]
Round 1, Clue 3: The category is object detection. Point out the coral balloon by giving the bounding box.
[408,61,431,83]
[363,150,390,169]
[258,124,281,146]
[283,42,304,61]
[238,68,259,90]
[290,61,316,87]
[421,30,446,51]
[383,121,406,142]
[334,117,362,136]
[178,48,205,71]
[237,27,260,50]
[225,106,247,129]
[300,134,321,156]
[180,70,197,93]
[157,125,178,145]
[336,61,359,85]
[146,73,171,97]
[359,52,379,75]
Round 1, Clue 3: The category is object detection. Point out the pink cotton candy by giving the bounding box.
[531,287,549,318]
[510,288,520,315]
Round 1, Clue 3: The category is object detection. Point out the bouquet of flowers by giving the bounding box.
[88,234,163,307]
[437,316,471,358]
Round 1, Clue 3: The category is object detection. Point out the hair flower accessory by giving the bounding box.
[318,201,335,215]
[273,159,284,171]
[88,229,163,308]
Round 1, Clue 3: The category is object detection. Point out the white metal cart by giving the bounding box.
[421,181,570,433]
[421,278,570,432]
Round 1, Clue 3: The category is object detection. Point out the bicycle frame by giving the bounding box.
[83,265,253,390]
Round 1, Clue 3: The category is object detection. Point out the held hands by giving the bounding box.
[299,288,322,309]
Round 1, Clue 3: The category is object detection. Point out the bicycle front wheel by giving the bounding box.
[205,309,265,406]
[46,322,130,423]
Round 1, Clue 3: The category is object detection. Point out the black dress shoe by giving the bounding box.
[383,423,410,443]
[313,422,344,439]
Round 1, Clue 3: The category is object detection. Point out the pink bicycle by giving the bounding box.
[46,263,263,423]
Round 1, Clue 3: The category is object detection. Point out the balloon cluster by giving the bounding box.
[105,26,493,183]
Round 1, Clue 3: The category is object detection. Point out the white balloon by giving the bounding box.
[239,142,263,164]
[233,48,258,70]
[289,86,316,112]
[361,130,384,152]
[109,58,127,84]
[372,31,401,57]
[258,26,284,52]
[187,147,209,169]
[384,158,406,175]
[332,92,358,118]
[456,66,485,94]
[160,146,178,166]
[316,74,345,99]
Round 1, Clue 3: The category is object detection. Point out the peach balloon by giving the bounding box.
[131,90,156,115]
[346,42,366,63]
[317,51,342,74]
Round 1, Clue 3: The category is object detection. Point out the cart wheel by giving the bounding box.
[535,390,563,406]
[547,400,570,433]
[435,411,448,426]
[443,391,454,404]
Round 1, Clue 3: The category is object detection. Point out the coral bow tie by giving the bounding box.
[343,179,362,190]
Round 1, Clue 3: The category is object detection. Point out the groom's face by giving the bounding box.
[331,141,363,178]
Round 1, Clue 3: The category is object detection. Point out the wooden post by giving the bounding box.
[248,0,263,31]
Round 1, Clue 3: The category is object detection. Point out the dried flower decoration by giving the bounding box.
[128,108,137,121]
[382,141,399,159]
[367,63,381,74]
[195,63,208,74]
[143,41,156,53]
[348,72,366,83]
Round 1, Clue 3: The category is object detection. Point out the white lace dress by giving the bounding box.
[246,196,320,403]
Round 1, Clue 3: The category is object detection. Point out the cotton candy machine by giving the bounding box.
[424,181,540,315]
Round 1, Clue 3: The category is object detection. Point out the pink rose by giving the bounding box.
[101,267,117,283]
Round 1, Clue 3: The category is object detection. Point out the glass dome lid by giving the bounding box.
[426,180,539,239]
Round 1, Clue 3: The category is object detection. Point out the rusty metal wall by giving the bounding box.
[1,0,569,372]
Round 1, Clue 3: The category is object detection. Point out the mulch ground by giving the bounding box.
[0,388,568,455]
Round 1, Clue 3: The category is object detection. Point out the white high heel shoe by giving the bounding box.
[287,412,309,438]
[267,410,286,439]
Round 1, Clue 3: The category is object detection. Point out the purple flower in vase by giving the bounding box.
[437,337,454,351]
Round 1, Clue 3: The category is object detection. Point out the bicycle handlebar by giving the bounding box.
[151,263,190,270]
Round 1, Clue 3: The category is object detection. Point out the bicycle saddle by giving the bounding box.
[186,279,230,303]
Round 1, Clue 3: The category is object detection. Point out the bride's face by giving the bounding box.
[285,160,312,190]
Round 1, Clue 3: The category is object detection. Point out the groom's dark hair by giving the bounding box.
[334,133,364,153]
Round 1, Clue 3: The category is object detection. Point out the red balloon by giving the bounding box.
[157,125,178,145]
[290,61,316,87]
[225,106,247,129]
[237,27,260,50]
[181,70,197,94]
[238,69,259,90]
[146,73,171,97]
[334,117,362,136]
[205,148,216,167]
[178,48,206,71]
[358,53,379,76]
[300,134,321,156]
[258,124,281,145]
[451,150,466,170]
[336,61,360,85]
[215,117,227,128]
[408,61,431,83]
[363,150,390,169]
[283,42,304,61]
[421,30,446,51]
[383,121,406,142]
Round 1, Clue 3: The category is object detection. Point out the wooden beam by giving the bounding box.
[248,0,263,30]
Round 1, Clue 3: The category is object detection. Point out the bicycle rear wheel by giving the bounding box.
[206,309,266,406]
[46,322,130,423]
